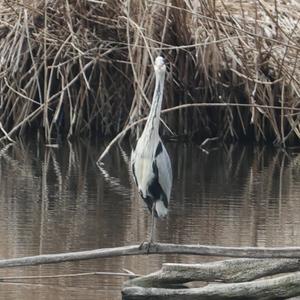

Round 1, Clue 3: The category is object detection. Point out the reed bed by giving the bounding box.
[0,0,299,145]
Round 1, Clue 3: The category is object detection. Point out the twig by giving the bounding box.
[0,121,14,142]
[4,77,44,107]
[200,137,220,148]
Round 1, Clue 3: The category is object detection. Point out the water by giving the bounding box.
[1,140,300,299]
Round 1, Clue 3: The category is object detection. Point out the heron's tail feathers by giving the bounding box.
[155,200,168,218]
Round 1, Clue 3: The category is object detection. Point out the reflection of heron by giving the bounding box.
[131,56,172,247]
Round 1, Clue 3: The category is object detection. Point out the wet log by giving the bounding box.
[126,258,300,287]
[122,271,300,300]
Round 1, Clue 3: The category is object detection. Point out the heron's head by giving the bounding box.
[154,56,166,74]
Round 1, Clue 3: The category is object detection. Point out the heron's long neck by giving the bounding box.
[143,70,165,139]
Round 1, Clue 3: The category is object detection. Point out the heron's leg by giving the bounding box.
[144,203,156,254]
[139,203,156,253]
[149,202,156,244]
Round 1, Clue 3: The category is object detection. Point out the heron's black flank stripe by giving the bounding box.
[155,141,163,157]
[151,161,168,210]
[137,160,168,218]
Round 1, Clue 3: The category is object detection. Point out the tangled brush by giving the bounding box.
[0,0,299,146]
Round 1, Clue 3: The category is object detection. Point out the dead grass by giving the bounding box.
[0,0,299,145]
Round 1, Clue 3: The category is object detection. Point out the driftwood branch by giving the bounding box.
[126,258,300,287]
[122,271,300,300]
[123,251,300,299]
[1,243,300,268]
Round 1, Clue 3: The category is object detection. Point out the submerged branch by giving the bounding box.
[0,270,138,282]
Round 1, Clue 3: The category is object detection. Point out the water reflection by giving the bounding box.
[0,140,300,299]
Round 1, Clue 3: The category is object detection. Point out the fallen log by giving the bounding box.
[2,243,300,268]
[0,243,299,299]
[126,258,300,287]
[122,271,300,300]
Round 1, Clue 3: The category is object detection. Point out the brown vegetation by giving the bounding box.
[0,0,299,145]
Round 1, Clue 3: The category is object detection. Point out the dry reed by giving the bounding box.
[0,0,299,145]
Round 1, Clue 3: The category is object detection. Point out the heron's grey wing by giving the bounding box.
[130,149,138,185]
[154,141,172,201]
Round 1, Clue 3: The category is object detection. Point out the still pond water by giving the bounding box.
[1,140,300,299]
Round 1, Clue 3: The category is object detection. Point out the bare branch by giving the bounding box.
[2,243,300,269]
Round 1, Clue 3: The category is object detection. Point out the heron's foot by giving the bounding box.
[139,241,153,254]
[138,241,145,250]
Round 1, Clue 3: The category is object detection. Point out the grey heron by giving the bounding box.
[131,56,172,247]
